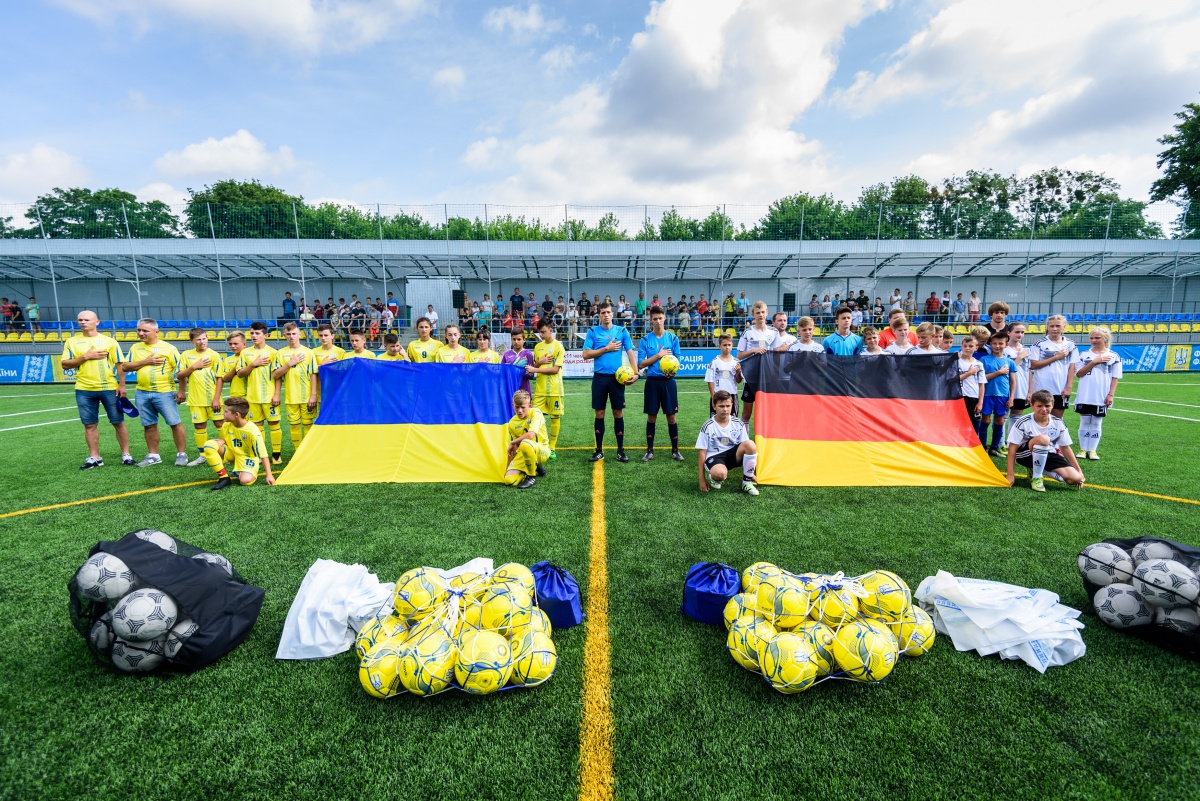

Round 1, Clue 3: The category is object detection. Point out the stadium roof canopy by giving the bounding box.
[1,238,1198,284]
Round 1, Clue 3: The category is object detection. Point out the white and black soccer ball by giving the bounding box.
[1093,583,1152,628]
[1130,540,1177,566]
[1132,559,1200,609]
[132,529,178,554]
[75,553,139,601]
[111,635,167,672]
[88,612,116,652]
[164,618,200,661]
[192,552,233,577]
[1077,543,1135,587]
[111,588,179,641]
[1154,605,1200,635]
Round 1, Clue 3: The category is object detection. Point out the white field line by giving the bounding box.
[1120,397,1200,410]
[0,392,75,398]
[0,418,76,433]
[0,406,76,418]
[1109,408,1200,423]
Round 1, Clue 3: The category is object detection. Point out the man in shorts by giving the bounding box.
[60,310,134,468]
[118,318,189,467]
[582,301,638,462]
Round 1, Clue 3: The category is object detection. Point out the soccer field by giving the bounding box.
[2,377,1199,800]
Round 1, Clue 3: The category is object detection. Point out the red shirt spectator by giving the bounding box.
[697,298,708,316]
[313,304,324,320]
[924,294,941,315]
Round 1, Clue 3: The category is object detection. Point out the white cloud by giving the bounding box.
[539,45,577,75]
[482,3,563,40]
[133,182,188,206]
[154,130,299,178]
[54,0,427,53]
[432,65,466,94]
[462,137,501,170]
[0,143,91,206]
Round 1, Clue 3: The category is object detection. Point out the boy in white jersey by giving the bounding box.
[1006,389,1085,491]
[787,316,823,352]
[912,322,944,354]
[1072,325,1122,460]
[705,333,742,416]
[1029,314,1077,419]
[860,326,883,357]
[736,301,780,427]
[697,391,758,496]
[956,335,986,438]
[1004,322,1031,413]
[883,317,913,355]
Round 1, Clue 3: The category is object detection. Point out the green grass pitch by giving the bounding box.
[1,376,1199,800]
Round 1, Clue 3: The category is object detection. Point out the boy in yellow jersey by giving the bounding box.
[434,324,469,362]
[504,390,549,489]
[119,318,190,467]
[234,321,282,464]
[204,396,275,490]
[528,318,565,456]
[378,332,408,361]
[471,329,501,363]
[271,321,320,451]
[217,332,247,401]
[312,324,345,365]
[178,327,226,466]
[61,310,134,468]
[343,331,376,359]
[406,317,442,362]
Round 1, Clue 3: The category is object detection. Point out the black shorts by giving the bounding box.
[591,374,626,411]
[704,448,742,472]
[963,396,981,420]
[1015,450,1071,473]
[1051,394,1066,411]
[1011,398,1029,412]
[740,382,758,404]
[1074,403,1108,417]
[643,377,679,415]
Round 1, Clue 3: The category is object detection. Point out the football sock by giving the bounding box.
[547,416,561,449]
[267,421,282,453]
[646,421,656,451]
[990,420,1005,450]
[668,422,679,451]
[742,453,758,478]
[1031,444,1050,479]
[289,424,302,450]
[1078,415,1102,452]
[614,417,625,452]
[517,440,538,475]
[202,442,226,477]
[503,470,524,486]
[594,419,605,452]
[193,428,208,450]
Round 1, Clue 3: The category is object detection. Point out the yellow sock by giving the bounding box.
[289,424,302,449]
[548,416,561,450]
[202,440,225,475]
[516,440,537,476]
[268,422,282,453]
[193,428,208,450]
[503,470,524,486]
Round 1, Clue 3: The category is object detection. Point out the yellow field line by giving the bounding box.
[1085,482,1200,506]
[579,459,614,801]
[0,481,212,519]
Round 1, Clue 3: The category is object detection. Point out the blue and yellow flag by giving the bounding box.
[277,359,523,484]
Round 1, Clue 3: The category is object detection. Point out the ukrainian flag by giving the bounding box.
[277,359,523,485]
[744,351,1008,487]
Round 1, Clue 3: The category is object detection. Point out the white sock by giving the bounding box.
[742,453,757,478]
[1083,415,1102,452]
[1031,445,1050,479]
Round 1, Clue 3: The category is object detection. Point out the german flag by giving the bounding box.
[745,352,1007,487]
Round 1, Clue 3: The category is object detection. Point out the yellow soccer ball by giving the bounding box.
[727,614,777,672]
[512,606,553,639]
[658,354,680,377]
[722,592,757,630]
[356,614,409,663]
[760,632,822,694]
[462,583,534,634]
[893,606,936,656]
[832,620,898,682]
[755,571,810,630]
[358,636,407,698]
[398,623,458,696]
[615,364,635,384]
[393,567,450,622]
[810,585,858,628]
[449,571,488,599]
[455,630,513,695]
[491,563,537,598]
[797,621,837,676]
[741,562,778,593]
[510,629,558,686]
[858,570,913,621]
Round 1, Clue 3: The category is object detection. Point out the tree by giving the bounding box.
[25,187,180,239]
[929,170,1022,239]
[746,193,850,240]
[1150,101,1200,237]
[184,179,303,238]
[1012,167,1120,233]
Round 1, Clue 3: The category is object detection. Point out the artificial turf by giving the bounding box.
[1,376,1198,800]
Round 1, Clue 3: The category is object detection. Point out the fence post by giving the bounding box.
[484,203,493,315]
[206,203,227,325]
[1022,203,1038,311]
[33,205,62,325]
[948,204,960,301]
[120,202,143,320]
[378,204,387,316]
[796,203,805,316]
[1169,204,1185,313]
[871,203,883,283]
[642,205,649,313]
[1096,201,1113,311]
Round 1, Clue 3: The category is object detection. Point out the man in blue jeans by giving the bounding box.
[60,310,134,468]
[118,318,190,467]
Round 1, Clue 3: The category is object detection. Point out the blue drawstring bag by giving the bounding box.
[680,562,740,626]
[530,561,584,630]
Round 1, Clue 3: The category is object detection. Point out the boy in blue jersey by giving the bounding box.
[979,330,1017,456]
[582,301,638,462]
[637,305,683,462]
[823,306,864,356]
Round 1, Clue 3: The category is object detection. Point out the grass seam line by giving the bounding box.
[0,480,213,519]
[579,458,614,801]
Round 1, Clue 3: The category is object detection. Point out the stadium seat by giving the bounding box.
[1156,324,1169,333]
[18,333,32,342]
[33,332,46,342]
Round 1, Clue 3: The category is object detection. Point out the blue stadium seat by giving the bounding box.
[98,321,114,330]
[239,319,253,327]
[1068,314,1082,322]
[166,320,181,328]
[203,319,218,328]
[1083,314,1095,322]
[1035,315,1047,322]
[1137,314,1151,322]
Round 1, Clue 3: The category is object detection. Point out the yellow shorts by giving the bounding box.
[248,402,280,424]
[207,439,260,481]
[285,403,316,428]
[534,395,564,416]
[189,405,219,425]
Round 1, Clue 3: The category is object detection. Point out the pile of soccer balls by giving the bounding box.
[356,562,558,698]
[1080,540,1200,634]
[724,563,935,694]
[73,530,234,672]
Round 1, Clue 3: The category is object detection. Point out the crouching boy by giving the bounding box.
[504,390,550,489]
[203,397,276,490]
[697,390,759,495]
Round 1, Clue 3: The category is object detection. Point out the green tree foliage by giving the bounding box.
[745,193,850,239]
[22,187,180,239]
[184,179,304,238]
[1150,101,1200,237]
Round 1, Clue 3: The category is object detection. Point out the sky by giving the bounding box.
[1,0,1198,213]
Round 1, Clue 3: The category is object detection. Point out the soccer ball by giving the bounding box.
[397,624,458,696]
[132,529,178,553]
[449,571,487,599]
[1077,543,1135,586]
[455,630,513,695]
[164,618,200,661]
[111,635,167,672]
[810,584,858,628]
[658,354,680,377]
[528,607,552,636]
[892,606,937,656]
[356,614,410,663]
[1154,605,1200,635]
[857,570,912,621]
[615,364,635,384]
[727,614,777,672]
[88,613,116,652]
[760,632,822,694]
[193,552,234,577]
[741,562,778,593]
[111,588,179,642]
[723,592,757,630]
[1092,583,1152,628]
[1132,559,1200,609]
[462,583,534,634]
[392,567,450,622]
[1130,540,1178,565]
[75,553,139,601]
[359,638,406,699]
[832,620,898,682]
[797,621,837,676]
[491,563,537,598]
[510,629,557,686]
[754,572,810,629]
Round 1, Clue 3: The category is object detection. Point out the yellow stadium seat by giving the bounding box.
[18,333,33,342]
[207,330,218,339]
[268,331,282,340]
[1156,323,1169,333]
[33,332,47,342]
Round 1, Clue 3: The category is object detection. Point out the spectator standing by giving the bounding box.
[856,290,871,311]
[736,291,749,320]
[872,297,885,324]
[953,293,967,323]
[510,288,525,318]
[313,302,325,322]
[819,295,833,323]
[940,291,952,323]
[425,304,439,335]
[967,291,982,323]
[24,297,40,333]
[282,292,297,321]
[1,298,13,333]
[387,292,399,320]
[577,293,592,322]
[697,294,709,319]
[10,303,25,331]
[482,294,495,318]
[61,310,133,469]
[889,288,903,311]
[635,292,648,331]
[566,302,578,343]
[542,294,555,319]
[924,292,941,323]
[809,295,820,317]
[903,292,917,317]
